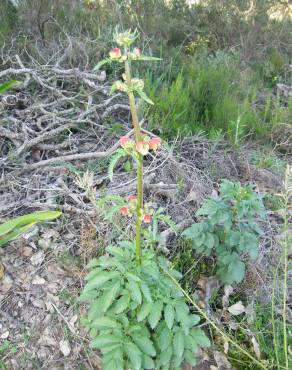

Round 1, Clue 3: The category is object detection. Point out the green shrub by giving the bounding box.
[182,180,266,284]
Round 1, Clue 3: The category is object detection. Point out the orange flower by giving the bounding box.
[109,48,122,60]
[119,207,129,216]
[136,141,150,156]
[148,137,161,151]
[128,195,137,202]
[143,214,152,223]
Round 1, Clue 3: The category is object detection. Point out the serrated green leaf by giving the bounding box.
[83,271,120,292]
[90,334,121,349]
[132,335,156,357]
[143,354,155,369]
[128,280,142,304]
[173,330,184,358]
[125,341,142,370]
[114,293,130,314]
[91,316,120,330]
[108,149,127,181]
[184,350,197,366]
[148,301,163,329]
[158,326,172,351]
[78,289,98,302]
[160,345,173,366]
[140,281,152,302]
[191,328,210,347]
[101,281,121,312]
[137,302,153,322]
[164,304,175,329]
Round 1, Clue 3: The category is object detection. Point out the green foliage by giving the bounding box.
[0,211,62,247]
[182,180,266,284]
[80,242,210,370]
[0,80,20,94]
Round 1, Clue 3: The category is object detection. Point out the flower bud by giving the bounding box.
[148,137,161,151]
[109,48,122,60]
[128,195,137,202]
[114,30,137,48]
[120,207,130,216]
[143,214,152,223]
[136,141,150,156]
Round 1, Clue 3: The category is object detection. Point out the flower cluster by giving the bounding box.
[109,47,142,62]
[119,195,153,223]
[120,135,161,156]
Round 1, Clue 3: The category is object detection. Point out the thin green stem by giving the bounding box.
[282,167,290,370]
[124,57,143,264]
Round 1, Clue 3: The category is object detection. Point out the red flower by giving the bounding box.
[109,48,122,60]
[143,214,152,223]
[148,137,161,151]
[119,207,129,216]
[128,195,137,202]
[136,141,150,155]
[120,136,130,148]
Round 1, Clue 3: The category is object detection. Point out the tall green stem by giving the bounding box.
[124,58,143,264]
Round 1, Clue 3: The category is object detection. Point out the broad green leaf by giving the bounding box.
[160,345,173,366]
[140,281,152,302]
[137,302,153,322]
[173,330,184,358]
[158,326,172,351]
[0,211,62,237]
[85,268,102,281]
[78,289,98,302]
[83,271,120,292]
[143,354,155,369]
[0,211,62,247]
[164,304,175,329]
[191,328,211,347]
[101,281,121,312]
[90,334,121,349]
[91,316,120,330]
[125,342,142,370]
[132,335,156,357]
[127,280,142,304]
[184,350,197,366]
[114,293,130,314]
[148,301,163,329]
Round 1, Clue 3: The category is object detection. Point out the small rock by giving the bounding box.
[30,250,45,266]
[0,331,9,339]
[32,275,46,285]
[59,339,71,357]
[22,246,33,257]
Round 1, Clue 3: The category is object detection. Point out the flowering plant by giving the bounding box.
[80,30,210,370]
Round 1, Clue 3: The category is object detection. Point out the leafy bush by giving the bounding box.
[80,242,210,370]
[182,180,266,284]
